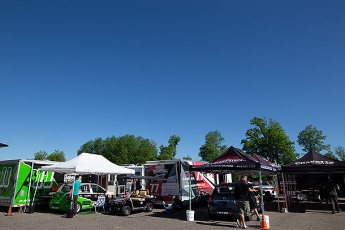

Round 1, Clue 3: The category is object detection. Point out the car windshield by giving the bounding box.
[215,185,235,195]
[251,181,260,186]
[58,184,72,193]
[91,184,106,193]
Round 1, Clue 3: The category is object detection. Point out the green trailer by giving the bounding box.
[0,159,59,209]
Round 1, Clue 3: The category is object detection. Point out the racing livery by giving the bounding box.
[0,160,58,208]
[143,160,215,205]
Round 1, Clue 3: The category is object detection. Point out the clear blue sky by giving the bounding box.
[1,1,344,162]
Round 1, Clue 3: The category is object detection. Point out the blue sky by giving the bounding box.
[1,1,344,162]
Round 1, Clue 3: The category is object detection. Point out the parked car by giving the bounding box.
[207,182,260,220]
[252,181,277,199]
[106,174,155,216]
[49,183,111,212]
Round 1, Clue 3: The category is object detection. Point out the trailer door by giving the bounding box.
[144,163,179,202]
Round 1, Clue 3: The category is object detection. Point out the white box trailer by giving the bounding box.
[143,159,215,205]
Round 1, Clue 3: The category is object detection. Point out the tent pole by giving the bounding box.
[281,172,288,212]
[259,170,264,214]
[292,175,297,203]
[31,169,42,213]
[26,161,35,210]
[189,171,192,211]
[275,174,280,212]
[288,174,293,206]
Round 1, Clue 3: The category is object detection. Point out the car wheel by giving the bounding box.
[122,205,131,216]
[76,202,81,213]
[146,202,153,212]
[297,193,306,201]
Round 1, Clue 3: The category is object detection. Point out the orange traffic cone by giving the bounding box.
[260,214,269,230]
[5,205,13,216]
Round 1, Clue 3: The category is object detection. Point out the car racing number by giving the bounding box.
[149,183,160,195]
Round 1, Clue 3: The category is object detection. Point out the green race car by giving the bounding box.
[50,183,110,212]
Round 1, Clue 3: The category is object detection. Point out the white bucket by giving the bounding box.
[259,215,270,228]
[186,210,195,221]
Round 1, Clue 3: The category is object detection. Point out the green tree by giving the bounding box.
[135,137,158,164]
[47,150,66,162]
[324,152,339,160]
[77,137,104,155]
[34,150,65,161]
[241,117,297,165]
[199,130,228,162]
[334,146,345,161]
[182,155,193,160]
[34,150,48,160]
[297,125,331,153]
[78,135,157,165]
[157,135,181,160]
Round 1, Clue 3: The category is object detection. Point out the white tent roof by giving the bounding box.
[41,153,135,175]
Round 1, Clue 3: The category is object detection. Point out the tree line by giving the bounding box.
[33,116,345,165]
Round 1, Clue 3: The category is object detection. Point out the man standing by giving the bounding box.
[73,175,82,215]
[234,175,252,229]
[247,176,260,221]
[324,176,341,214]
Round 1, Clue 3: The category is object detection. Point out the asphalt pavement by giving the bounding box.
[1,200,345,230]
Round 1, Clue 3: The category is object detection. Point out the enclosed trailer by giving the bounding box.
[143,160,215,205]
[0,159,59,209]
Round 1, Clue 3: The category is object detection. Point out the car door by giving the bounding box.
[90,184,107,201]
[79,184,93,200]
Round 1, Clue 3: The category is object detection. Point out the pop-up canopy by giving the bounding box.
[189,146,277,174]
[252,153,281,172]
[41,153,135,175]
[0,143,8,148]
[189,146,280,214]
[281,150,345,174]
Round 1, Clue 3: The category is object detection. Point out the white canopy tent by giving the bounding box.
[41,152,135,175]
[38,153,134,217]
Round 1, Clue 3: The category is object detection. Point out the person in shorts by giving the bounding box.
[234,175,252,229]
[247,176,260,221]
[73,175,82,215]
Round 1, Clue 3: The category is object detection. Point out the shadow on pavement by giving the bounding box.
[284,198,345,214]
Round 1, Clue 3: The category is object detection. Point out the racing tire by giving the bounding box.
[146,202,154,212]
[122,206,131,216]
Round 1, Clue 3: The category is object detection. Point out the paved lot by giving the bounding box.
[1,201,345,230]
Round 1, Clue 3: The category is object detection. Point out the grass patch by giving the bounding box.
[78,210,96,215]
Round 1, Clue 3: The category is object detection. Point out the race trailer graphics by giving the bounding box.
[143,160,215,205]
[0,160,58,207]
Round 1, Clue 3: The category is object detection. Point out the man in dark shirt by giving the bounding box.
[324,176,341,214]
[170,195,184,214]
[234,175,253,229]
